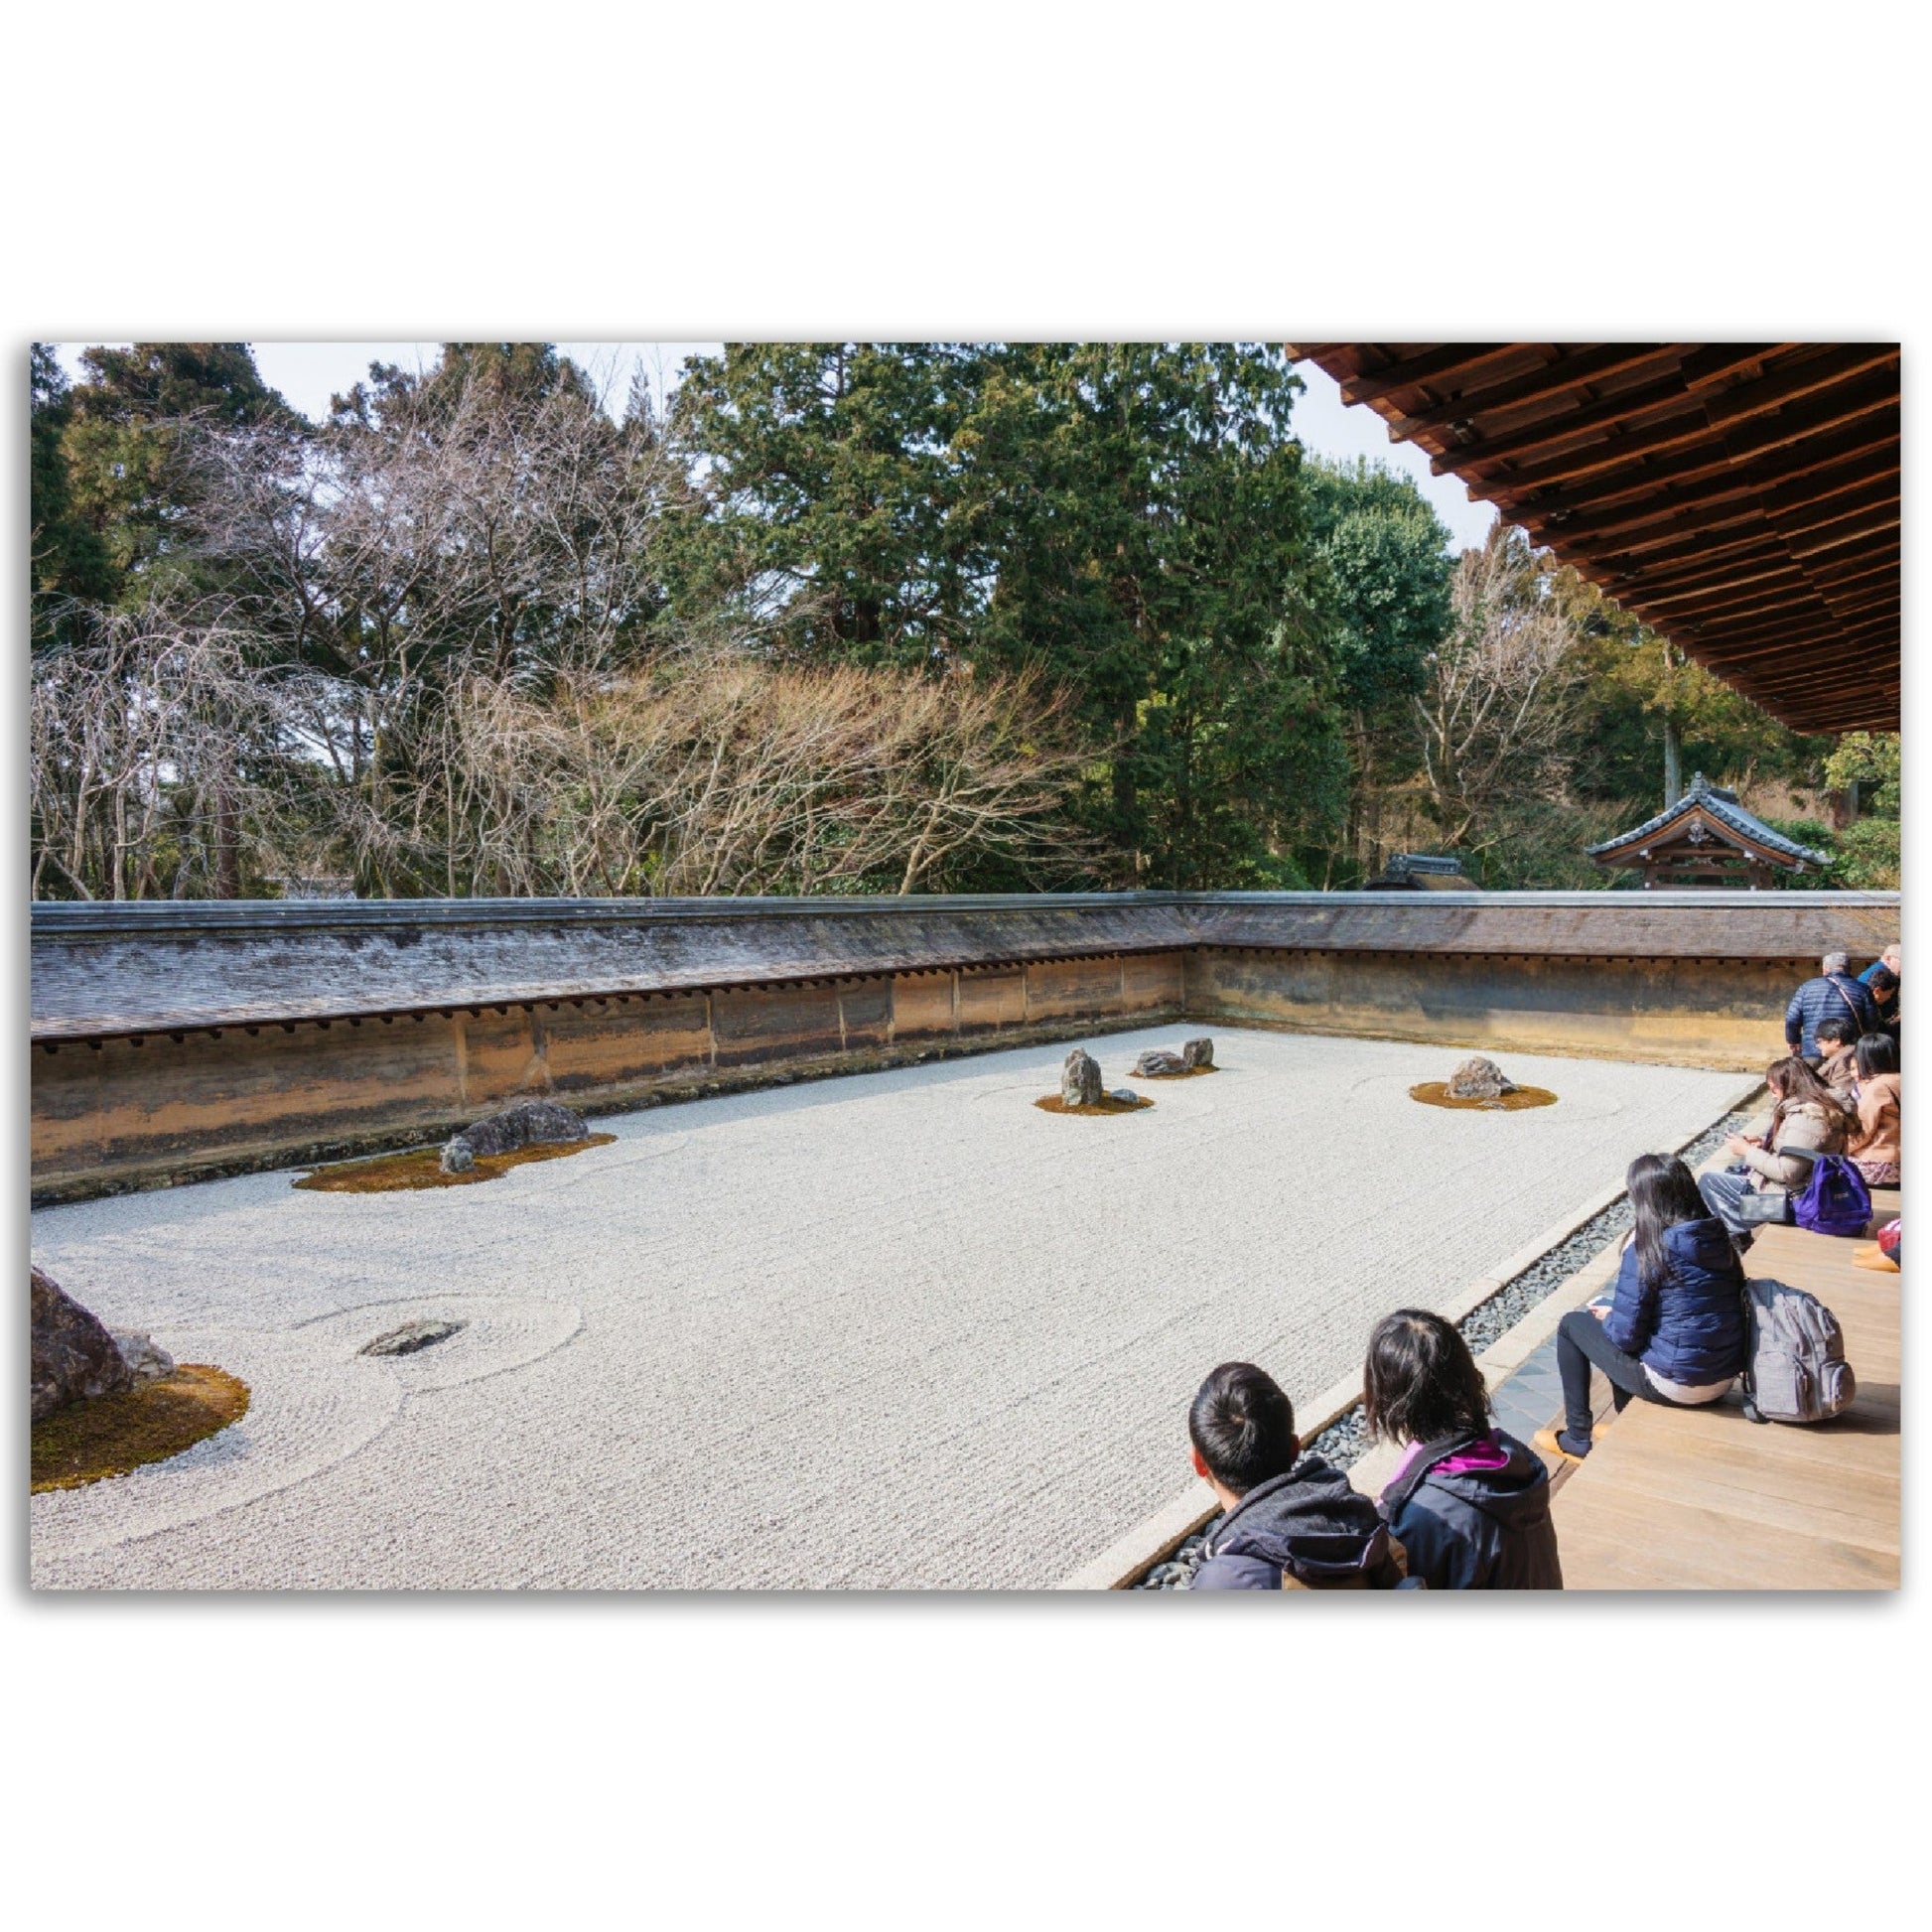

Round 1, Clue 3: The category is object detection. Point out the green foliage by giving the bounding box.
[673,342,1350,888]
[1823,731,1901,814]
[1304,457,1453,718]
[56,344,293,606]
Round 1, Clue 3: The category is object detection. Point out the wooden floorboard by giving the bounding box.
[1554,1221,1900,1589]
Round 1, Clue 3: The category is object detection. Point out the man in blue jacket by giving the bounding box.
[1785,951,1880,1059]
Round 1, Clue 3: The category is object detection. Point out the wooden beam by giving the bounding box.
[1614,558,1810,611]
[1718,373,1898,463]
[1701,344,1900,429]
[1428,368,1709,477]
[1383,344,1684,439]
[1335,344,1519,406]
[1494,418,1898,537]
[1786,503,1902,560]
[1768,474,1899,538]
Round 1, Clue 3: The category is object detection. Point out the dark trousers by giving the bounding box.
[1556,1309,1677,1439]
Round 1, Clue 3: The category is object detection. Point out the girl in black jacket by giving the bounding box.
[1364,1310,1563,1590]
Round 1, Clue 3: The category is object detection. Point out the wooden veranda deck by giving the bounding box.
[1553,1203,1900,1589]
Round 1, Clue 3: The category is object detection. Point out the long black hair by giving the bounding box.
[1857,1032,1899,1079]
[1627,1152,1713,1293]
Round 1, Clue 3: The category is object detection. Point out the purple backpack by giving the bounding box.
[1790,1150,1871,1237]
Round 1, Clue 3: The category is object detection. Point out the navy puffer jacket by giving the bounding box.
[1602,1216,1748,1385]
[1379,1432,1563,1590]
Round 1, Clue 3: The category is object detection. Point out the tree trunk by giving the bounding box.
[1662,716,1683,810]
[214,762,240,899]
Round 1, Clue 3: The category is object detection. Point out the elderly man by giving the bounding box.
[1785,951,1881,1060]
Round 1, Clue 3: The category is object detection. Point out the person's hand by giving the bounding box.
[1725,1134,1751,1157]
[1591,1302,1612,1322]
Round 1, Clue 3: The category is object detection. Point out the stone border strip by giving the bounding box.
[1053,1072,1766,1589]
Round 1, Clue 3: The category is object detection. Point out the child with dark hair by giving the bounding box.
[1537,1154,1748,1461]
[1363,1311,1562,1589]
[1186,1362,1410,1589]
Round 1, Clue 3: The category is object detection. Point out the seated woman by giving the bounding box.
[1364,1310,1561,1587]
[1536,1153,1748,1461]
[1845,1032,1900,1186]
[1698,1056,1851,1249]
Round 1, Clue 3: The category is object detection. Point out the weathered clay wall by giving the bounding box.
[1184,949,1805,1070]
[32,952,1188,1196]
[31,890,1897,1198]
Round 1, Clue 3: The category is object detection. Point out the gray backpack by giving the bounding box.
[1739,1278,1857,1424]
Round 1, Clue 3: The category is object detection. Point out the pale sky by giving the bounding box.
[54,341,1497,553]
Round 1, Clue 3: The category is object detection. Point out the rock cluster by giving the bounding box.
[31,1267,134,1422]
[442,1097,591,1174]
[1132,1036,1215,1078]
[1060,1048,1105,1107]
[1447,1054,1518,1100]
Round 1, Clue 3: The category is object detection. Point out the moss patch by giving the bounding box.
[32,1364,251,1493]
[1410,1082,1558,1112]
[1034,1093,1155,1116]
[295,1132,618,1193]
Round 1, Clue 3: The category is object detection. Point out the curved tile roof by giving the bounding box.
[1586,775,1832,868]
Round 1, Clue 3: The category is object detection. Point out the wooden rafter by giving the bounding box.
[1289,343,1901,735]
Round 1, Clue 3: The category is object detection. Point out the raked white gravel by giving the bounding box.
[31,1026,1746,1589]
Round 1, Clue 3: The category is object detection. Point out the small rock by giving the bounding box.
[1060,1048,1104,1108]
[1447,1054,1518,1099]
[360,1318,465,1357]
[1133,1049,1187,1077]
[1181,1037,1214,1069]
[31,1266,134,1422]
[1107,1088,1141,1107]
[442,1097,590,1174]
[109,1330,177,1384]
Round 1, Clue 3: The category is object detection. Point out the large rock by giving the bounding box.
[32,1267,134,1423]
[1133,1049,1186,1077]
[1181,1037,1214,1070]
[442,1097,591,1174]
[1447,1055,1518,1100]
[1060,1048,1105,1108]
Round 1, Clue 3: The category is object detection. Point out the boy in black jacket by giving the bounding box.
[1186,1361,1412,1589]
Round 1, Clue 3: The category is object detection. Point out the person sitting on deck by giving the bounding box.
[1845,1033,1900,1187]
[1814,1014,1863,1103]
[1698,1056,1853,1249]
[1186,1362,1412,1589]
[1363,1310,1562,1589]
[1536,1155,1748,1463]
[1785,951,1880,1060]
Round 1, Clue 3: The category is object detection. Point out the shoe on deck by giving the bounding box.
[1533,1426,1592,1462]
[1855,1249,1901,1273]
